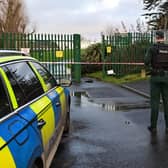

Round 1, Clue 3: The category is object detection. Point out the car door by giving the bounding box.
[30,61,69,129]
[30,61,62,125]
[29,62,66,159]
[0,72,17,168]
[2,61,57,162]
[0,66,43,168]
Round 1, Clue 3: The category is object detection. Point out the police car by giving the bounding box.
[0,50,71,168]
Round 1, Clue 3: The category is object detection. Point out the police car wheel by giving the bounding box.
[63,105,70,134]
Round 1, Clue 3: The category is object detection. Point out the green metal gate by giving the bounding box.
[0,33,81,82]
[102,32,154,77]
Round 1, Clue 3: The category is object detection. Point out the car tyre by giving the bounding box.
[63,105,70,135]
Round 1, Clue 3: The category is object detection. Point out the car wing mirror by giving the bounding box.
[57,79,72,87]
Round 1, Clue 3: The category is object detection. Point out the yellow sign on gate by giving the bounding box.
[56,51,63,58]
[106,46,112,54]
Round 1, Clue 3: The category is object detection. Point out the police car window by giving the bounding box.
[31,62,57,90]
[0,76,11,118]
[3,62,44,107]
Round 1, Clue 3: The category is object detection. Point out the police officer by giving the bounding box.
[145,30,168,133]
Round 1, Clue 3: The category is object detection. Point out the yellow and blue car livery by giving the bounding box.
[0,53,71,168]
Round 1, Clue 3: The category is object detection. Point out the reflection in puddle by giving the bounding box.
[71,91,88,98]
[102,103,149,112]
[71,91,96,108]
[71,91,150,112]
[102,103,120,111]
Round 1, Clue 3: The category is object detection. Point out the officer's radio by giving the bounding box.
[152,43,168,69]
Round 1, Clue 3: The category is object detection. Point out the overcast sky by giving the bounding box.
[25,0,145,40]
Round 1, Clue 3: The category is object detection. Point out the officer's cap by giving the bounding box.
[156,31,164,39]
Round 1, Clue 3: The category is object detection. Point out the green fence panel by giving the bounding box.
[102,32,154,77]
[73,34,81,83]
[0,32,81,82]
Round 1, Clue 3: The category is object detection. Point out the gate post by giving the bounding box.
[73,34,81,82]
[101,34,106,78]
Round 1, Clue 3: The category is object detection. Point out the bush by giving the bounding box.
[81,43,102,74]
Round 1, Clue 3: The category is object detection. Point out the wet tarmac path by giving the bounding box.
[51,78,168,168]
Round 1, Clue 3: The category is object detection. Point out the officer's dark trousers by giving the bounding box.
[150,81,168,128]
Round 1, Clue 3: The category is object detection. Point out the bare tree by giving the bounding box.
[136,18,142,32]
[0,0,7,32]
[136,18,148,33]
[0,0,30,33]
[121,21,128,33]
[103,25,122,36]
[130,24,135,32]
[103,20,148,36]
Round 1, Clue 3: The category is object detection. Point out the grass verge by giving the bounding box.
[85,71,149,84]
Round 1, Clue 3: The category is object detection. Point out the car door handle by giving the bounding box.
[56,102,61,107]
[37,119,46,129]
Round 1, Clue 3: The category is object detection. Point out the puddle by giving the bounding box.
[71,91,150,112]
[102,102,149,112]
[71,91,97,107]
[71,91,88,98]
